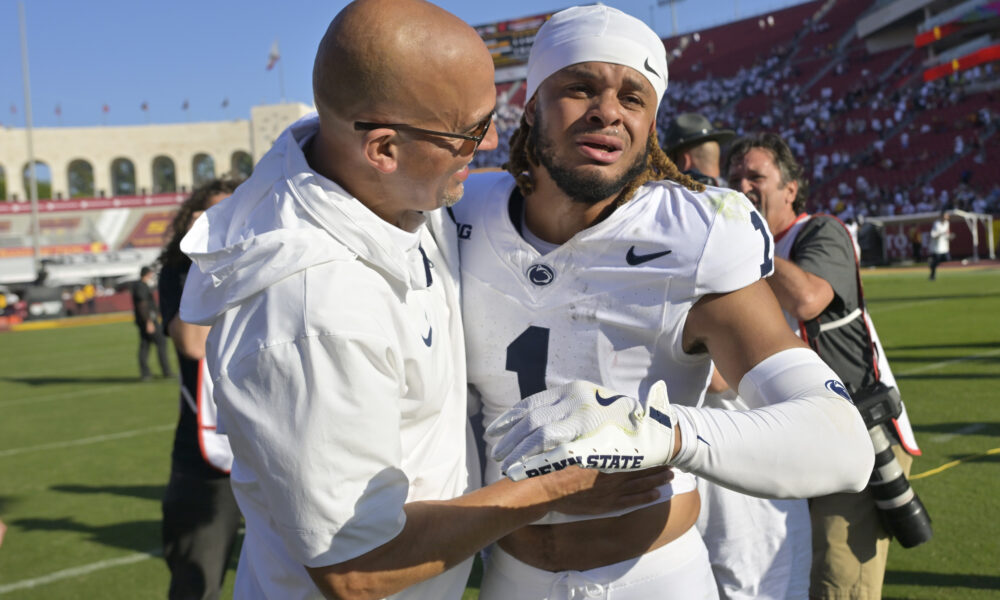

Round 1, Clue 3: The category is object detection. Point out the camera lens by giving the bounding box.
[868,424,933,548]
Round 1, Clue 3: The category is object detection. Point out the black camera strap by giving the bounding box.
[792,214,881,384]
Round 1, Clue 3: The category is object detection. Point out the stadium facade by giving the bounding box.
[0,103,313,202]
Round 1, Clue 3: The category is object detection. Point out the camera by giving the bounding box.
[854,383,933,548]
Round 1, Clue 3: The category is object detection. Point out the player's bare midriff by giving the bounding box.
[498,488,700,571]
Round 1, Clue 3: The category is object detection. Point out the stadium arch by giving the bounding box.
[231,150,253,179]
[192,153,216,187]
[67,159,95,198]
[21,160,52,200]
[0,102,312,202]
[110,158,137,196]
[152,155,177,193]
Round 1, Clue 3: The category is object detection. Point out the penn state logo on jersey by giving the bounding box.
[526,264,555,286]
[825,379,852,401]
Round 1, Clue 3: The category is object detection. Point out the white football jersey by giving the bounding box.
[454,172,773,523]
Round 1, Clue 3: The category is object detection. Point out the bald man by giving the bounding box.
[178,1,667,599]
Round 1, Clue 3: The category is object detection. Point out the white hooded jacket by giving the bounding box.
[180,114,474,600]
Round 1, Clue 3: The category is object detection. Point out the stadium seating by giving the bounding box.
[2,0,996,289]
[473,0,998,221]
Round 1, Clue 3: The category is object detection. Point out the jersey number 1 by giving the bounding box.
[751,212,774,277]
[505,326,549,399]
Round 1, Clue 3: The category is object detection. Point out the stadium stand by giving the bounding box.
[472,0,999,228]
[2,0,997,304]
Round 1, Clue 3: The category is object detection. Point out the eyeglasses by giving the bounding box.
[354,111,494,151]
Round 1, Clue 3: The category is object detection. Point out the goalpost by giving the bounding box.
[865,210,996,265]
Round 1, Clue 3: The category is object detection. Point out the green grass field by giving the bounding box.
[0,265,997,599]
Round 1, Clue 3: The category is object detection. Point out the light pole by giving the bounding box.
[18,1,41,275]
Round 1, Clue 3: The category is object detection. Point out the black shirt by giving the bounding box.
[159,261,228,478]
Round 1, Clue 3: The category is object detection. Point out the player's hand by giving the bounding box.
[547,466,674,515]
[146,321,155,334]
[487,380,678,481]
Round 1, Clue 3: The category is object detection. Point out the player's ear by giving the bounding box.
[361,128,398,174]
[524,96,538,127]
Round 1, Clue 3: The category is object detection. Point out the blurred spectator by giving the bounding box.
[84,283,96,313]
[157,178,243,600]
[928,211,951,280]
[72,286,86,315]
[132,266,173,381]
[909,226,923,262]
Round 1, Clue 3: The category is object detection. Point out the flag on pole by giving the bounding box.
[102,103,110,114]
[181,99,189,111]
[141,101,149,112]
[221,97,229,108]
[9,104,15,115]
[266,40,281,70]
[54,104,61,117]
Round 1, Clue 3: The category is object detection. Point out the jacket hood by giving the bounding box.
[179,113,423,325]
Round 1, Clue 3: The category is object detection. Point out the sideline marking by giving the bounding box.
[894,349,1000,479]
[869,298,940,314]
[931,423,987,443]
[0,385,133,409]
[8,313,132,332]
[0,379,139,408]
[910,447,1000,480]
[0,424,173,458]
[0,550,158,594]
[896,348,1000,377]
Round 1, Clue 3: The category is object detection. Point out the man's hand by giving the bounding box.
[145,320,155,334]
[545,466,674,515]
[487,380,678,481]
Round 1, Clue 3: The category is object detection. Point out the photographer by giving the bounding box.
[727,133,925,600]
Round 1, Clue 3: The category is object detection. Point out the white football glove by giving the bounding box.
[486,380,677,481]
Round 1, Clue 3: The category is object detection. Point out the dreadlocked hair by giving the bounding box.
[503,113,538,197]
[503,114,706,207]
[158,177,242,269]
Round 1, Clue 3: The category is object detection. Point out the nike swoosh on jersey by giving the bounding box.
[626,246,672,265]
[594,390,628,406]
[422,326,432,347]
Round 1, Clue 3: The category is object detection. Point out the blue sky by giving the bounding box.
[1,0,804,128]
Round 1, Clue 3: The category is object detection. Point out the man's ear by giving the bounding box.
[784,179,799,206]
[524,96,538,127]
[362,129,398,174]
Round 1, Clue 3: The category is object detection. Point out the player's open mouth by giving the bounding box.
[576,135,623,163]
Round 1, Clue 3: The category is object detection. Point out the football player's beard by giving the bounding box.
[530,112,648,206]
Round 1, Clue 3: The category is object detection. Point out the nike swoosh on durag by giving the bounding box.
[422,326,432,347]
[594,390,628,407]
[626,246,672,265]
[643,57,661,79]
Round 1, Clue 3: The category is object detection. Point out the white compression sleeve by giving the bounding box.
[671,348,874,499]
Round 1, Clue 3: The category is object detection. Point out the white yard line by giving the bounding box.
[0,384,132,409]
[0,550,158,594]
[895,348,1000,444]
[0,424,173,458]
[931,423,988,444]
[896,347,1000,377]
[868,298,941,315]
